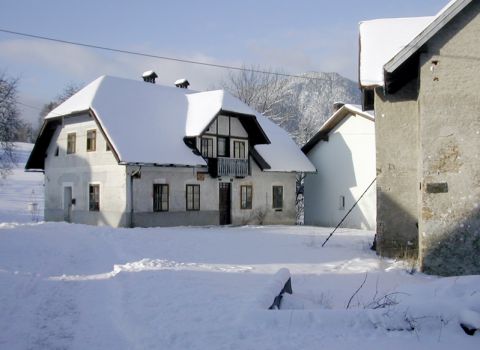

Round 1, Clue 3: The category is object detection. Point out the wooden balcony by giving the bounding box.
[207,157,249,178]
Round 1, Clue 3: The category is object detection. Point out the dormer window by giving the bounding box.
[201,137,214,158]
[217,137,228,157]
[233,140,246,159]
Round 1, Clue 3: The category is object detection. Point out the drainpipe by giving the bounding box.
[129,166,141,228]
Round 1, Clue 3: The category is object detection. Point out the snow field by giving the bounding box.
[0,143,479,349]
[0,223,478,349]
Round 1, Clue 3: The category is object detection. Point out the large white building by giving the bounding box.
[302,104,376,230]
[26,74,315,227]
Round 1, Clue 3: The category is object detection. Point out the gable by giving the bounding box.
[359,16,433,88]
[302,105,374,154]
[359,0,476,95]
[27,75,313,173]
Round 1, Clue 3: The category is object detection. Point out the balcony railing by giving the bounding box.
[207,157,249,178]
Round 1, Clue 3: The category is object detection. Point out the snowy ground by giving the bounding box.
[0,144,478,349]
[0,143,43,223]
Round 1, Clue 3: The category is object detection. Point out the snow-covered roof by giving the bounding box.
[359,16,433,87]
[255,116,316,173]
[384,0,473,74]
[40,75,313,172]
[302,104,374,154]
[359,0,473,88]
[185,89,258,137]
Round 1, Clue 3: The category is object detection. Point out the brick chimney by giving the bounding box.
[142,71,158,84]
[333,102,345,113]
[174,78,190,89]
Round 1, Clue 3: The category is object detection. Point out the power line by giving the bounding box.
[0,28,329,82]
[17,101,43,111]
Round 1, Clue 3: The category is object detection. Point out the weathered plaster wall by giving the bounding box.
[417,1,480,275]
[44,114,128,227]
[129,166,219,227]
[128,161,297,227]
[374,80,420,257]
[43,113,298,228]
[233,162,297,225]
[304,113,376,230]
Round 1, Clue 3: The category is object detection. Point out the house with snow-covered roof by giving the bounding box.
[359,0,480,276]
[302,103,376,230]
[26,74,315,227]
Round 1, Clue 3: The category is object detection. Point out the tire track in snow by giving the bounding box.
[49,259,254,281]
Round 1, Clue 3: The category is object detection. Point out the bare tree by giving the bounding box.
[0,73,20,178]
[221,66,293,128]
[35,82,82,137]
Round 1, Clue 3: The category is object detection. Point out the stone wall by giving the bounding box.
[417,0,480,275]
[374,80,420,258]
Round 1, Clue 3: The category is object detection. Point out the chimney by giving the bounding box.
[174,78,190,89]
[142,70,158,84]
[333,102,345,113]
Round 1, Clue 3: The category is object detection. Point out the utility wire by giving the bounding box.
[0,28,329,82]
[321,177,377,247]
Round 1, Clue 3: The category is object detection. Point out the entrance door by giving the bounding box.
[63,186,72,222]
[219,182,231,225]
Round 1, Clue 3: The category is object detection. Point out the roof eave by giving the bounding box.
[384,0,472,74]
[302,105,374,154]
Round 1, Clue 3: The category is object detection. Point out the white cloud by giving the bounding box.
[0,38,242,91]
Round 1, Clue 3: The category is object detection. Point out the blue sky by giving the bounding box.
[0,0,448,123]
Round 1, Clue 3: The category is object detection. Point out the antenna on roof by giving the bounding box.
[142,70,158,84]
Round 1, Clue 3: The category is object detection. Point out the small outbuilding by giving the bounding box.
[302,104,375,230]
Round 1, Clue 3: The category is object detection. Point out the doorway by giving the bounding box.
[63,186,72,222]
[219,182,231,225]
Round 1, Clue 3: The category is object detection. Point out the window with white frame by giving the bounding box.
[89,184,100,211]
[272,186,283,210]
[233,140,246,159]
[86,129,97,152]
[339,195,345,210]
[186,184,200,211]
[240,185,252,209]
[67,133,76,154]
[153,184,169,212]
[201,137,214,158]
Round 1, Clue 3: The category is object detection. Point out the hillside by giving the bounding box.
[221,70,361,146]
[280,72,361,144]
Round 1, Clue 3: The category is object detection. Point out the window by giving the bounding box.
[233,140,246,159]
[87,130,96,152]
[67,133,76,154]
[186,184,200,211]
[272,186,283,210]
[217,137,228,157]
[201,137,214,158]
[240,185,252,209]
[54,146,59,157]
[153,184,169,212]
[106,142,111,151]
[89,184,100,211]
[339,195,345,210]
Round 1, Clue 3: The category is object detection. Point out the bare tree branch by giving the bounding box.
[346,273,368,309]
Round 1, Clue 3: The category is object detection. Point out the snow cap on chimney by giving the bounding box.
[333,102,345,112]
[174,78,190,89]
[142,71,158,83]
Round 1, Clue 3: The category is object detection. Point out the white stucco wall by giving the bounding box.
[43,113,298,227]
[44,114,128,226]
[304,113,376,230]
